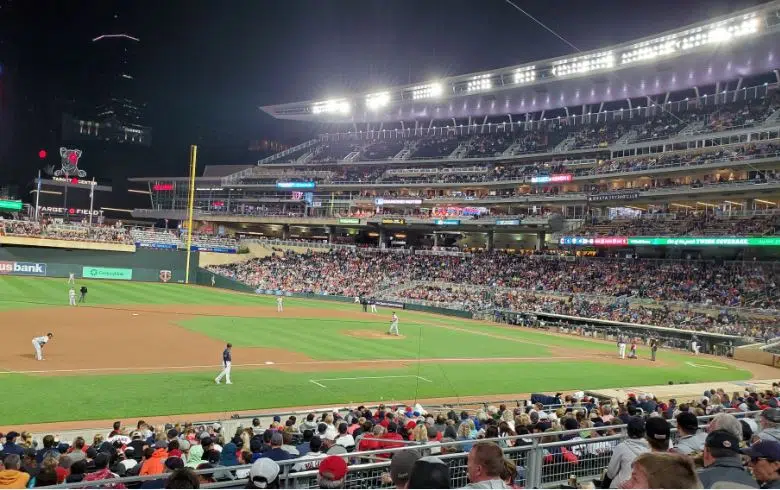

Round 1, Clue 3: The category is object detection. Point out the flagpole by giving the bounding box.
[88,178,95,227]
[34,170,41,220]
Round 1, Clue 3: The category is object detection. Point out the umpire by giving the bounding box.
[79,285,88,303]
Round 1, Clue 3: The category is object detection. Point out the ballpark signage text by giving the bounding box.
[0,261,47,276]
[82,266,133,280]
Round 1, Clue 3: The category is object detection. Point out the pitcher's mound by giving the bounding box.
[343,330,406,340]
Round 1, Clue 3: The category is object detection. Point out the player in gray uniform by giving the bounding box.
[387,312,400,336]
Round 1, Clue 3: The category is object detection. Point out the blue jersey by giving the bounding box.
[223,348,231,364]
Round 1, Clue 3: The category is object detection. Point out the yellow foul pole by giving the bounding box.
[184,145,198,284]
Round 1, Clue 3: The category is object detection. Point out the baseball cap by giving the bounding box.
[676,412,699,433]
[390,449,421,483]
[165,457,184,471]
[645,417,670,441]
[249,458,280,488]
[742,441,780,461]
[318,455,348,480]
[762,408,780,423]
[167,429,178,439]
[178,439,191,452]
[5,431,19,440]
[706,430,740,453]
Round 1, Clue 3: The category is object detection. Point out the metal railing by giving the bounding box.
[46,411,762,489]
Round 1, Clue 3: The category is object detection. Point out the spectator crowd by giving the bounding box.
[4,386,780,488]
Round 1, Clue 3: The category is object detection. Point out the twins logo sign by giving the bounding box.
[159,270,172,283]
[56,147,87,178]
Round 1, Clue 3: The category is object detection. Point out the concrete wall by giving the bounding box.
[734,346,780,367]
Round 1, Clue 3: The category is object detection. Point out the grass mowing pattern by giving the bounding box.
[0,276,752,425]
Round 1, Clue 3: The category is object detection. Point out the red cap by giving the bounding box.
[318,455,348,480]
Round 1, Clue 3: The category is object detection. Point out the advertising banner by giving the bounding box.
[587,191,640,202]
[628,237,780,247]
[136,242,178,250]
[0,261,47,276]
[339,218,360,224]
[82,266,133,280]
[559,236,628,247]
[434,219,461,225]
[190,246,238,253]
[530,174,573,184]
[375,300,405,309]
[276,182,315,190]
[381,218,406,225]
[375,198,423,206]
[495,219,521,226]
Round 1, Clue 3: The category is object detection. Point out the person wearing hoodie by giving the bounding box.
[139,442,169,476]
[184,444,205,469]
[0,454,30,489]
[213,441,239,482]
[603,416,650,489]
[673,412,707,455]
[84,453,126,489]
[757,409,780,444]
[65,459,86,484]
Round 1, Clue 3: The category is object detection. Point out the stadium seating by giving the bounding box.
[207,250,780,313]
[2,396,773,489]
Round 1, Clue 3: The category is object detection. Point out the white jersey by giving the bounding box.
[33,336,49,346]
[69,289,76,298]
[277,297,283,304]
[391,314,398,323]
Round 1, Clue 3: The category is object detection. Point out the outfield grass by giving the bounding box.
[0,276,754,425]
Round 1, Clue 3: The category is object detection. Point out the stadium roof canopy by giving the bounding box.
[260,1,780,124]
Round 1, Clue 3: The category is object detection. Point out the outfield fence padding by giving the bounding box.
[0,246,198,283]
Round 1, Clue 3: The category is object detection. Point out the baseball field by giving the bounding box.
[0,276,768,426]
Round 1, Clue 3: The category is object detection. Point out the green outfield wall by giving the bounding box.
[0,246,198,283]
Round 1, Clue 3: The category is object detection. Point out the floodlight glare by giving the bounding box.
[513,66,536,85]
[412,82,444,100]
[365,91,391,110]
[311,99,351,115]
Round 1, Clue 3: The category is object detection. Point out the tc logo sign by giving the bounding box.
[159,270,172,283]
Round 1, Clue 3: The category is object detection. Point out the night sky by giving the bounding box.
[0,0,767,188]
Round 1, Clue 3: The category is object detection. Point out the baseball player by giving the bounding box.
[215,343,232,385]
[387,312,400,336]
[68,288,76,306]
[32,333,53,361]
[650,338,659,362]
[67,272,75,285]
[211,275,216,287]
[369,298,377,313]
[276,296,284,313]
[617,333,627,359]
[78,285,88,304]
[691,336,700,356]
[628,339,637,359]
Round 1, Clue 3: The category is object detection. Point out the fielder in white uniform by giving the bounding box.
[276,296,284,312]
[388,312,400,336]
[68,273,75,285]
[691,338,700,356]
[617,334,627,359]
[32,333,53,361]
[370,299,377,313]
[215,343,232,384]
[68,288,76,306]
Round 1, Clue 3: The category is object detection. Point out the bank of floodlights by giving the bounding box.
[621,14,761,65]
[467,74,493,93]
[311,99,351,115]
[411,82,444,100]
[365,91,391,110]
[513,66,536,85]
[552,51,615,77]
